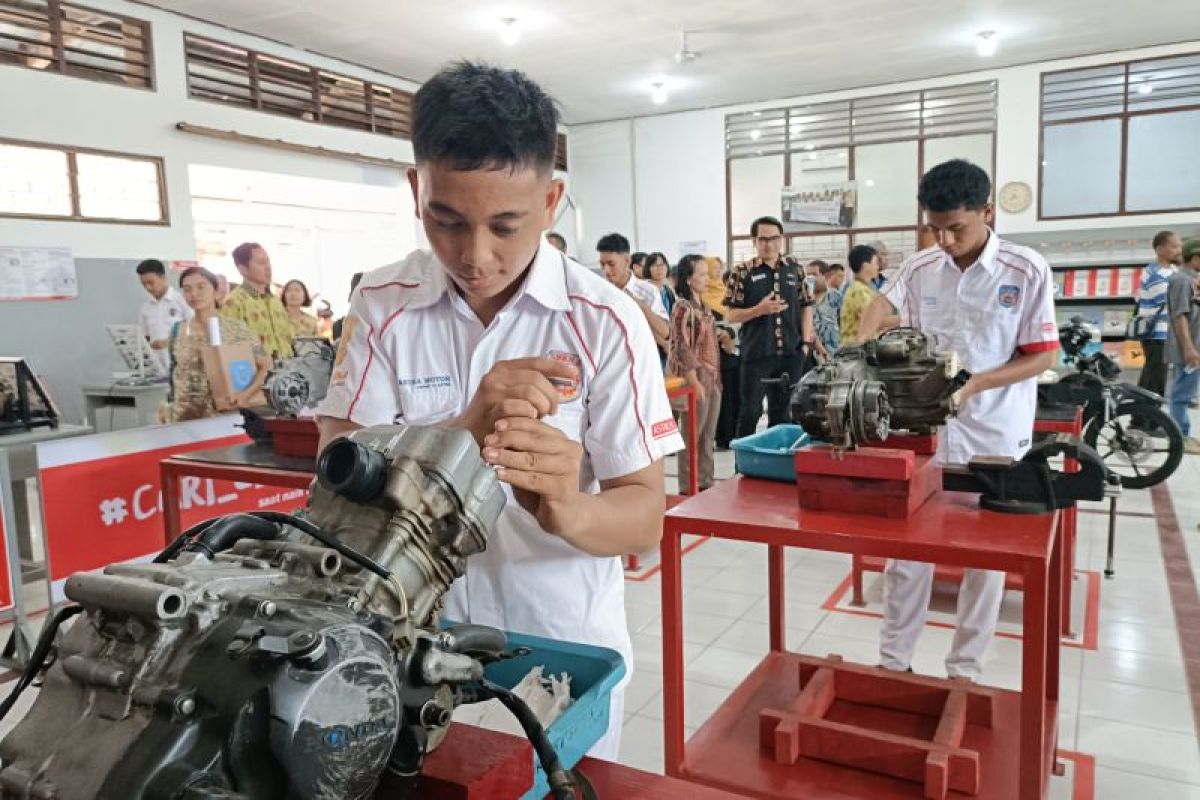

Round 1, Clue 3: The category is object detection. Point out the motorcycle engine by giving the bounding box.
[264,337,337,417]
[0,425,508,800]
[791,328,969,449]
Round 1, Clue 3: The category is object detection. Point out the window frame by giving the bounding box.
[1038,52,1200,220]
[0,0,155,90]
[0,137,169,225]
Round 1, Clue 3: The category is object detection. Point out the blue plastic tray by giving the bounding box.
[731,424,810,482]
[482,630,626,800]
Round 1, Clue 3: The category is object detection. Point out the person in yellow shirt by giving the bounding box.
[839,244,881,345]
[222,242,294,360]
[281,278,320,339]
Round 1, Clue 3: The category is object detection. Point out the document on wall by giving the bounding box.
[0,246,78,301]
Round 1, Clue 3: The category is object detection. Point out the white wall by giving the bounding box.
[0,0,420,260]
[570,40,1200,263]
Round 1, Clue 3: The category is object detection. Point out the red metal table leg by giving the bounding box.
[1061,505,1076,637]
[161,460,183,548]
[1020,552,1051,799]
[661,520,687,776]
[769,545,786,652]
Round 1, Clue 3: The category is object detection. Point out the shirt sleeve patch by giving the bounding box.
[651,418,679,439]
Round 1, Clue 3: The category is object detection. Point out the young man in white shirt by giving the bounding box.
[316,62,683,758]
[136,258,192,374]
[596,233,671,349]
[873,159,1060,680]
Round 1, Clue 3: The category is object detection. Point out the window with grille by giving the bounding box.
[1040,52,1200,218]
[0,139,167,223]
[0,0,153,88]
[184,33,414,138]
[724,82,996,261]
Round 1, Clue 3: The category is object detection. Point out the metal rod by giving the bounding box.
[1104,494,1117,579]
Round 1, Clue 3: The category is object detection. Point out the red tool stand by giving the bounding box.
[661,477,1062,800]
[848,405,1084,637]
[379,722,751,799]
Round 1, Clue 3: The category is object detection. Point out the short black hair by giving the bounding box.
[751,216,784,238]
[282,279,312,308]
[1153,230,1177,249]
[179,265,219,290]
[645,252,669,272]
[825,263,845,274]
[546,231,567,247]
[918,159,991,212]
[848,244,878,274]
[412,61,559,173]
[136,258,165,277]
[631,251,647,267]
[597,233,631,254]
[807,259,829,273]
[673,255,705,302]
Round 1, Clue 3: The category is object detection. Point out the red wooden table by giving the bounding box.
[160,443,314,545]
[661,477,1061,800]
[849,404,1085,637]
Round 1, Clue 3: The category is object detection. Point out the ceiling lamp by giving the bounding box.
[975,30,998,57]
[750,129,762,140]
[650,82,668,105]
[498,17,520,46]
[674,31,701,65]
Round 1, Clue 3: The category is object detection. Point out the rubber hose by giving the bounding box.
[481,678,577,800]
[0,605,84,722]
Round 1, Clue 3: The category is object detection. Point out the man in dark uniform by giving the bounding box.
[725,215,814,437]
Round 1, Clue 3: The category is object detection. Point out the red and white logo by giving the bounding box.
[652,418,679,439]
[545,350,583,403]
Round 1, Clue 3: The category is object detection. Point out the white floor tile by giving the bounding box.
[618,714,664,774]
[1093,767,1200,799]
[1077,717,1200,785]
[638,611,737,646]
[686,645,767,689]
[1097,620,1185,660]
[638,680,733,729]
[1083,648,1191,693]
[622,670,663,718]
[682,586,761,620]
[1079,679,1196,735]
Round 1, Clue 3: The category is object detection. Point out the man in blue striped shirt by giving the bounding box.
[1134,231,1182,403]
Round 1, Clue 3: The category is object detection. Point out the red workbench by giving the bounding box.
[160,443,314,545]
[848,404,1084,637]
[661,477,1061,800]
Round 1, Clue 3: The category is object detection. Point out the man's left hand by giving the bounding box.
[482,417,584,536]
[955,374,987,410]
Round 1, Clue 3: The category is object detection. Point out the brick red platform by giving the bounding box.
[794,445,941,519]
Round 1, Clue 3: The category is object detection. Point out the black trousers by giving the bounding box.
[736,353,804,439]
[716,358,741,447]
[1137,339,1168,399]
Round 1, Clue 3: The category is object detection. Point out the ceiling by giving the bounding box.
[145,0,1200,124]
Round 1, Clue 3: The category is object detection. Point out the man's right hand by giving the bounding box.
[1186,351,1200,370]
[456,357,580,446]
[149,339,168,350]
[754,294,788,318]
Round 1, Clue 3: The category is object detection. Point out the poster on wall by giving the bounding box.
[37,416,309,598]
[0,246,77,301]
[781,182,857,229]
[679,240,708,258]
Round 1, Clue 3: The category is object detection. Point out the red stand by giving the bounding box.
[794,436,941,519]
[263,416,321,458]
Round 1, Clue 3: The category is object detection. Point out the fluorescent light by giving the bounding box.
[865,179,876,188]
[975,30,998,57]
[750,129,762,141]
[753,110,763,117]
[498,17,520,46]
[650,82,668,105]
[805,143,815,151]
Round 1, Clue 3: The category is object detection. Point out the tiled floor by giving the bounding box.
[616,446,1200,797]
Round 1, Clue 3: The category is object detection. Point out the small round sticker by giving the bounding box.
[546,350,582,402]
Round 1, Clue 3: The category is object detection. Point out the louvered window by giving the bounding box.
[184,33,414,138]
[1040,51,1200,218]
[0,0,153,88]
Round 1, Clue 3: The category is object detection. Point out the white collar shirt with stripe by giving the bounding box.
[619,273,670,320]
[317,241,684,680]
[139,287,193,372]
[882,231,1059,464]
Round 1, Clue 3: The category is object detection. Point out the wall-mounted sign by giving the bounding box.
[782,182,857,229]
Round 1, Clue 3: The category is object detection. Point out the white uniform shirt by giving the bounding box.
[139,287,192,372]
[620,273,670,320]
[883,232,1059,464]
[317,242,684,681]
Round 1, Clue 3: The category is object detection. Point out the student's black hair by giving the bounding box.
[807,259,829,273]
[645,252,669,274]
[917,159,992,212]
[597,233,631,254]
[673,255,705,302]
[136,258,166,277]
[631,251,647,267]
[412,61,559,173]
[1152,230,1177,249]
[282,279,312,308]
[825,263,845,274]
[848,244,878,275]
[179,265,219,290]
[750,216,784,238]
[546,231,567,248]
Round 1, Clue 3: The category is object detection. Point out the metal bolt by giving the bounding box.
[258,601,277,618]
[290,631,316,649]
[175,696,196,716]
[419,701,450,729]
[346,598,362,612]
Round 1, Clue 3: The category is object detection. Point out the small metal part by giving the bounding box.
[175,696,196,717]
[258,600,277,618]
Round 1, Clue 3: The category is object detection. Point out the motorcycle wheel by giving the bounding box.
[1084,402,1183,489]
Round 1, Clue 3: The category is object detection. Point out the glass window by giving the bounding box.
[854,141,918,227]
[1125,110,1200,212]
[1041,120,1122,217]
[76,153,162,221]
[922,134,993,181]
[0,143,72,216]
[729,155,784,237]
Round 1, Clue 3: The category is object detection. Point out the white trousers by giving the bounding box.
[584,688,625,761]
[879,560,1006,680]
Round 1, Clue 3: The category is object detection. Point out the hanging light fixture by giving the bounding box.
[975,30,998,57]
[498,17,521,46]
[650,82,668,105]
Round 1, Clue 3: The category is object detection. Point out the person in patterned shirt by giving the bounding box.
[169,267,271,422]
[223,242,294,360]
[281,278,320,339]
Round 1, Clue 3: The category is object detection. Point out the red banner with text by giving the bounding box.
[40,428,309,582]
